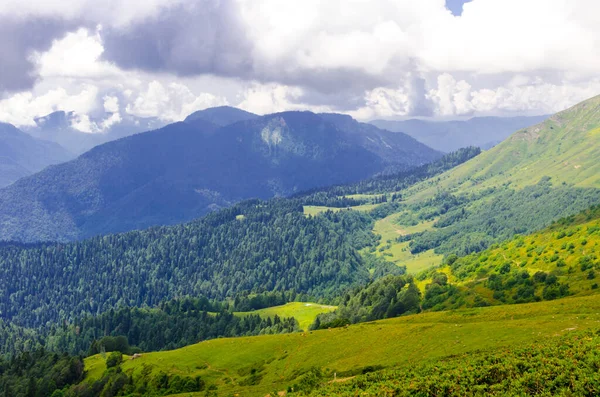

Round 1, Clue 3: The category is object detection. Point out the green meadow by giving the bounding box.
[84,294,600,396]
[235,302,336,331]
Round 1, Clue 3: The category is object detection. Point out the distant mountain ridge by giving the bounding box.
[25,110,167,154]
[0,109,440,242]
[184,106,259,126]
[370,115,549,152]
[0,122,73,188]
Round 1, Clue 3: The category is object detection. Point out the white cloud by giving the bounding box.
[2,0,600,122]
[100,111,122,131]
[426,73,600,117]
[103,95,120,113]
[236,83,333,115]
[126,81,228,121]
[419,0,600,77]
[31,28,120,80]
[427,73,474,116]
[0,85,99,126]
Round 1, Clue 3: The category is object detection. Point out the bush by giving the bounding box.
[106,351,123,368]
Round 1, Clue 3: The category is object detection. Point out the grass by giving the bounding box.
[235,302,337,331]
[413,206,600,310]
[84,294,600,396]
[365,95,600,277]
[367,213,443,273]
[303,203,380,216]
[406,94,600,200]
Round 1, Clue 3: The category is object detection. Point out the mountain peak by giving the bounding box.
[184,106,259,126]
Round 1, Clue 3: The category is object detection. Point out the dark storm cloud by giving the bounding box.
[99,0,416,101]
[0,18,78,93]
[101,0,254,79]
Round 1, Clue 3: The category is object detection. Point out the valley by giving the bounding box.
[1,97,600,397]
[1,3,599,396]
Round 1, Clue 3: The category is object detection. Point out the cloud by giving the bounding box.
[0,18,79,93]
[103,95,120,113]
[0,85,99,127]
[31,27,121,81]
[237,83,336,115]
[0,0,600,121]
[426,73,600,117]
[100,0,253,78]
[100,112,122,131]
[126,80,228,121]
[428,73,474,116]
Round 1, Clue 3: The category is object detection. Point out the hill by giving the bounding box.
[0,150,477,328]
[370,115,548,152]
[184,106,259,126]
[25,110,166,154]
[0,122,73,188]
[359,95,600,270]
[0,111,440,242]
[78,294,600,396]
[413,95,600,191]
[416,204,600,310]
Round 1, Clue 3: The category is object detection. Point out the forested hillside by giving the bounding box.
[0,111,440,242]
[0,201,377,327]
[355,95,600,271]
[0,150,473,329]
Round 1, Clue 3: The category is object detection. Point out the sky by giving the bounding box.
[0,0,599,132]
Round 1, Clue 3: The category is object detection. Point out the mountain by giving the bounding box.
[415,95,600,192]
[370,115,549,152]
[0,151,469,329]
[184,105,259,126]
[361,94,600,270]
[25,111,166,154]
[0,111,440,242]
[0,122,73,188]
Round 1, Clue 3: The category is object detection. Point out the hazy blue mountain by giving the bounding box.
[0,122,73,188]
[184,106,259,126]
[0,111,440,242]
[25,111,166,154]
[370,115,549,152]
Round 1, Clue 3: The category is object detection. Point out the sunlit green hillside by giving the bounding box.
[83,295,600,396]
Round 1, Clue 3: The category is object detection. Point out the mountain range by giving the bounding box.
[370,115,549,152]
[25,110,166,154]
[0,122,73,188]
[1,95,600,396]
[0,109,440,242]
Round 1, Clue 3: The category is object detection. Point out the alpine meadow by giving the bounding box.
[1,1,600,396]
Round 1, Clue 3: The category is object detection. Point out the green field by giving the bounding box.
[235,302,337,331]
[303,203,380,216]
[84,295,600,396]
[368,213,442,273]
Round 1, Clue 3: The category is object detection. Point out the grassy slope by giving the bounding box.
[374,95,600,271]
[409,94,600,198]
[368,215,441,273]
[422,206,600,306]
[235,302,337,331]
[85,295,600,396]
